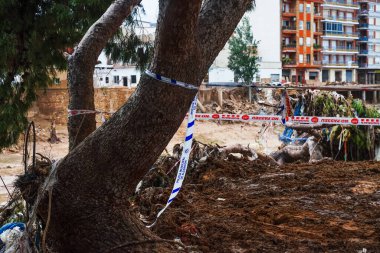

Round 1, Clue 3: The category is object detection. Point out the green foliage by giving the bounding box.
[228,17,260,85]
[309,92,380,159]
[0,1,147,149]
[104,8,153,72]
[0,0,115,149]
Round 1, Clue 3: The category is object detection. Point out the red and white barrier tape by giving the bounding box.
[68,110,380,126]
[194,113,380,126]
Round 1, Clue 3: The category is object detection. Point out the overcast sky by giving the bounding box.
[141,0,159,23]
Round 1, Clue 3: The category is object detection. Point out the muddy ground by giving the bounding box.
[135,157,380,253]
[0,117,283,204]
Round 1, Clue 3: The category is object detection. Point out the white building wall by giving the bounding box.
[208,0,282,83]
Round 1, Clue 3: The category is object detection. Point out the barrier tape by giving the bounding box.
[193,113,380,126]
[147,96,198,227]
[145,70,198,90]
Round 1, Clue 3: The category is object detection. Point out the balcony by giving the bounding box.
[322,0,359,10]
[282,44,297,52]
[282,25,297,33]
[358,9,369,16]
[323,60,359,67]
[358,23,369,29]
[282,58,297,67]
[314,12,323,19]
[314,60,322,65]
[282,8,296,16]
[359,50,368,55]
[358,36,369,42]
[323,15,359,24]
[314,44,322,50]
[322,31,359,40]
[322,46,359,54]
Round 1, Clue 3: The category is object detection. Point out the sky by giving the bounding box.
[141,0,159,23]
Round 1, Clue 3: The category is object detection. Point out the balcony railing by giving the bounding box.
[282,8,296,14]
[323,31,358,37]
[283,44,297,49]
[359,36,369,41]
[358,23,369,28]
[324,15,358,22]
[359,63,368,68]
[359,50,368,54]
[283,25,297,31]
[323,60,358,66]
[323,0,359,8]
[282,60,297,66]
[314,60,322,65]
[323,46,358,52]
[358,10,369,15]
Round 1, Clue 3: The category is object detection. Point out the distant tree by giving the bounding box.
[228,17,260,86]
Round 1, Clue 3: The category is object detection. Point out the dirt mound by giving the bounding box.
[133,150,380,252]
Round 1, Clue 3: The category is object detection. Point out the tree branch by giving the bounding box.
[74,0,142,63]
[68,0,141,150]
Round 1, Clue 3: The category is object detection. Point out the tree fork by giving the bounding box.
[47,0,254,252]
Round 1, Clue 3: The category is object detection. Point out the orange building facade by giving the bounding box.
[282,0,324,83]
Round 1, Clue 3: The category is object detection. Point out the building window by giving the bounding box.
[53,78,61,85]
[105,77,109,84]
[306,37,311,46]
[299,4,304,13]
[299,21,304,30]
[306,54,311,63]
[306,4,311,13]
[299,37,304,45]
[324,22,343,34]
[309,72,318,80]
[299,54,304,63]
[113,75,120,84]
[131,75,137,84]
[271,74,280,82]
[307,22,311,31]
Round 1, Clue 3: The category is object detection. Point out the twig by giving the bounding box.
[0,175,12,199]
[42,189,53,253]
[104,239,188,253]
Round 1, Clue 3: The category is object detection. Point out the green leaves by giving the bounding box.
[227,17,260,85]
[0,0,114,149]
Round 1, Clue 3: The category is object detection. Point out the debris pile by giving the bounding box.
[199,88,280,115]
[133,141,275,220]
[272,90,380,164]
[132,142,380,252]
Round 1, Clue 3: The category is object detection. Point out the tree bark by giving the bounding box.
[68,0,142,150]
[47,0,253,252]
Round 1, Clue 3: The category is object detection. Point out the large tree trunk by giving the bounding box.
[44,0,253,252]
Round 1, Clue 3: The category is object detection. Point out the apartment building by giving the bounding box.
[209,0,282,84]
[357,0,380,84]
[321,0,359,82]
[282,0,323,84]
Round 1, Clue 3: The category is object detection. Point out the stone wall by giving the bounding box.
[33,87,136,124]
[31,86,227,124]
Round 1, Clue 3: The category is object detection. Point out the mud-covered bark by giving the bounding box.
[46,0,254,252]
[68,0,141,150]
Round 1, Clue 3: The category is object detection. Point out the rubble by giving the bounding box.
[131,143,380,252]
